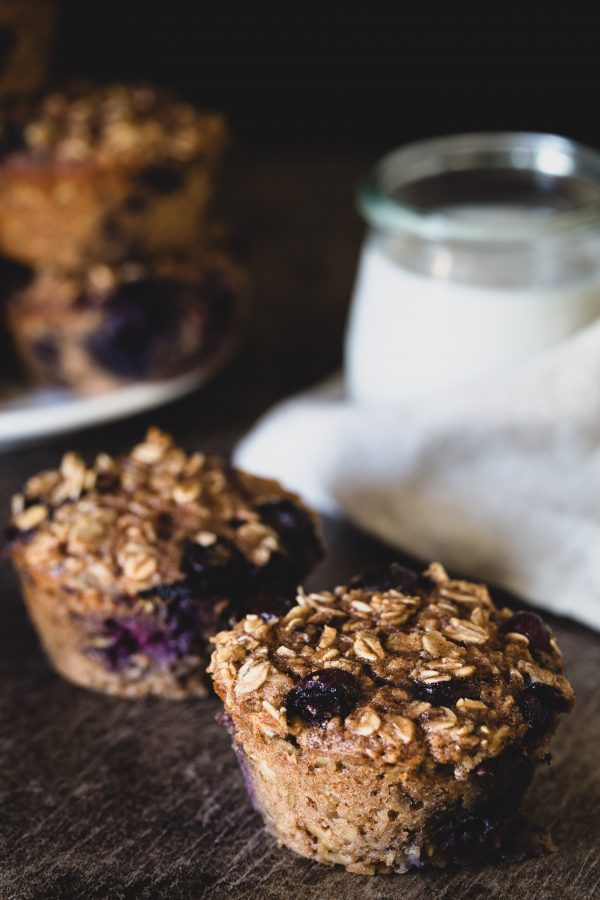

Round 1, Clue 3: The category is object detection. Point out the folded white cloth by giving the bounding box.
[235,319,600,631]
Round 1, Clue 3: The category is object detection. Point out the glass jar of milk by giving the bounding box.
[345,132,600,404]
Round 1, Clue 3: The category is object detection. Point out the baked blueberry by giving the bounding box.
[434,806,499,861]
[349,561,433,596]
[518,681,572,734]
[506,610,552,653]
[285,669,361,725]
[181,535,245,583]
[411,677,463,707]
[257,499,323,572]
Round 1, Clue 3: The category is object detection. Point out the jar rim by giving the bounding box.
[359,132,600,242]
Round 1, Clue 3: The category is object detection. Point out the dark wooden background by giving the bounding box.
[53,7,600,152]
[0,153,599,899]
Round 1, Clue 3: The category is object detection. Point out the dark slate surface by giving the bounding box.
[0,153,599,899]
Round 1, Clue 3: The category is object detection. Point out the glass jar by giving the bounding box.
[345,132,600,405]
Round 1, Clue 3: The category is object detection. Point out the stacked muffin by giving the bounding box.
[0,83,244,393]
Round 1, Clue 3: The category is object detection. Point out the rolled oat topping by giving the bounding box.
[210,563,574,778]
[6,427,322,623]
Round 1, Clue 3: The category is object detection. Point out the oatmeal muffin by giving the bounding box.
[0,0,57,100]
[6,428,323,698]
[4,251,245,394]
[210,562,574,873]
[0,83,226,267]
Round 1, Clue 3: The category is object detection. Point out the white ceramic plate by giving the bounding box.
[0,349,230,449]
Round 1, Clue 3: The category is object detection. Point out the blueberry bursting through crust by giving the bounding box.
[93,508,322,674]
[5,428,323,698]
[285,669,362,726]
[210,561,575,874]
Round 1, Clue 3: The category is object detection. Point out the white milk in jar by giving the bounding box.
[346,134,600,405]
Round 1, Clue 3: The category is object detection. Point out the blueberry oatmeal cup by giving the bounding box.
[6,428,323,698]
[210,562,574,873]
[0,83,226,268]
[4,250,245,394]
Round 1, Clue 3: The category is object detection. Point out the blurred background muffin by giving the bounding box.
[0,84,227,268]
[0,73,242,397]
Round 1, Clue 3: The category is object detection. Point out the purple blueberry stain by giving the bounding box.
[505,610,551,653]
[90,594,206,672]
[285,669,361,726]
[96,618,143,670]
[217,712,260,812]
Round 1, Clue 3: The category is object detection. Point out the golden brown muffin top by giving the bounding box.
[7,428,322,619]
[0,83,226,166]
[210,563,574,779]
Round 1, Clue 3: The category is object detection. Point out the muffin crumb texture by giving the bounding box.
[210,562,574,873]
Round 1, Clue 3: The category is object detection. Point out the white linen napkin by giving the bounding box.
[235,318,600,630]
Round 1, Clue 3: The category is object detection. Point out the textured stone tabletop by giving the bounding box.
[0,153,598,898]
